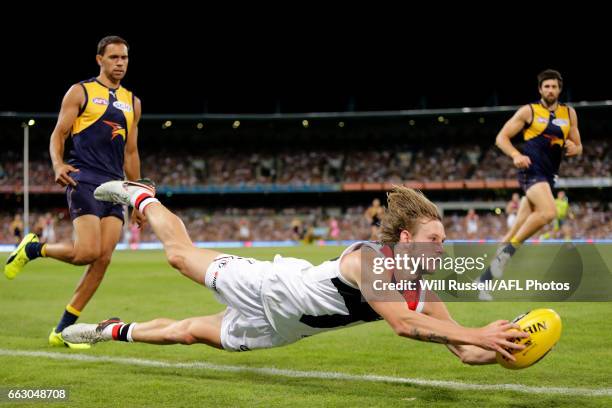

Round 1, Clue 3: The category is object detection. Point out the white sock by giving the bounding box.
[129,188,153,206]
[127,323,137,342]
[138,197,159,214]
[128,188,159,213]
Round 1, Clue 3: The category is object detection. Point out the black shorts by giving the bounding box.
[518,168,556,193]
[66,182,124,222]
[371,216,381,227]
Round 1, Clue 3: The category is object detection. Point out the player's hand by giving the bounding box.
[131,208,146,228]
[565,140,582,156]
[512,153,531,169]
[474,320,529,361]
[53,163,79,187]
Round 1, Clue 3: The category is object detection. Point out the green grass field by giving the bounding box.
[1,246,611,407]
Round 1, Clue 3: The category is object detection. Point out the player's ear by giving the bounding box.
[399,229,412,243]
[96,54,103,67]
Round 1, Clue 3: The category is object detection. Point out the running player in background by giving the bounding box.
[364,198,385,240]
[9,214,24,246]
[478,69,582,295]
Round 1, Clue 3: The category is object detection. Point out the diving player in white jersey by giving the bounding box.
[63,181,527,364]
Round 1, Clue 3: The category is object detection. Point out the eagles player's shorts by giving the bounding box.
[66,181,124,221]
[518,168,556,193]
[204,255,291,351]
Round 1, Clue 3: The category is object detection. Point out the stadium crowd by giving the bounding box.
[2,200,611,245]
[1,139,609,187]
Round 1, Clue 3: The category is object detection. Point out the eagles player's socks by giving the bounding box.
[24,242,46,260]
[502,242,518,256]
[479,239,519,282]
[56,304,81,332]
[479,268,493,283]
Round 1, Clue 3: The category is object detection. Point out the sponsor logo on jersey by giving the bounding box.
[113,101,133,113]
[552,118,568,127]
[92,98,109,105]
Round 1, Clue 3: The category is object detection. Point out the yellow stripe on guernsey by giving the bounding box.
[523,103,570,145]
[72,81,134,139]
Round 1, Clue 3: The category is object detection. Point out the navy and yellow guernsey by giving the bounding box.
[518,102,571,191]
[68,78,134,185]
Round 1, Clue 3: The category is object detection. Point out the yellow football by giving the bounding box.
[496,308,562,369]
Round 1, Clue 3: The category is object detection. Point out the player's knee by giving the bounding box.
[541,208,557,224]
[166,245,190,272]
[94,252,113,269]
[164,323,197,345]
[72,248,102,265]
[167,252,187,272]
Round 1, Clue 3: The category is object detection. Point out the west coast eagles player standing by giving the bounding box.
[4,36,147,348]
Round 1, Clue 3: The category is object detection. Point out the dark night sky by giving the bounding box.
[3,21,610,114]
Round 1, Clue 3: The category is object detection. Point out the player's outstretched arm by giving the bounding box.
[341,249,527,361]
[369,299,525,361]
[422,293,496,365]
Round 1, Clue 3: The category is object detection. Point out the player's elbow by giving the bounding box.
[495,133,509,149]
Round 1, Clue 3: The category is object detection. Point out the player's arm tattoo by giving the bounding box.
[409,328,449,344]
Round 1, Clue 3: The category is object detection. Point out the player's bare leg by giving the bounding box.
[62,312,225,348]
[139,202,222,284]
[49,216,124,348]
[501,196,532,243]
[478,183,556,297]
[5,215,102,281]
[67,216,123,310]
[93,180,223,285]
[42,216,102,265]
[512,182,557,243]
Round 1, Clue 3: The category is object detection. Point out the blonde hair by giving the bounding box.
[379,186,441,244]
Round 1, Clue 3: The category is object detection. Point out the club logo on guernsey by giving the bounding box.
[113,101,133,113]
[543,134,564,147]
[92,98,108,105]
[103,120,126,141]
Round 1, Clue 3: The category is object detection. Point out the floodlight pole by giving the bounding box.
[23,123,30,234]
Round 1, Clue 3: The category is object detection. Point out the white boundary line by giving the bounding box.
[0,348,610,397]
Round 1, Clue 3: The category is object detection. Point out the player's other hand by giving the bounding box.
[565,140,582,157]
[53,163,79,186]
[131,208,146,228]
[474,320,529,361]
[512,153,531,169]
